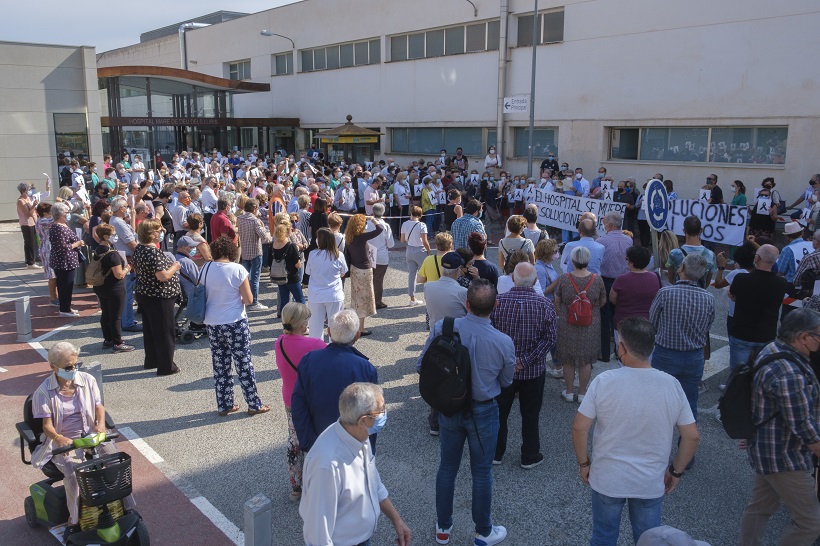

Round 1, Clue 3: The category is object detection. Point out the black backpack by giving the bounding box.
[718,351,800,440]
[59,166,72,188]
[419,317,472,417]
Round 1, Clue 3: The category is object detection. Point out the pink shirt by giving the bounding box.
[274,334,326,407]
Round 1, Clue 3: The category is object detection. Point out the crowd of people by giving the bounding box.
[16,147,820,546]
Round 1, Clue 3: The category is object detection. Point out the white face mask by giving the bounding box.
[576,173,583,180]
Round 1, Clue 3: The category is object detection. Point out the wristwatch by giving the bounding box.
[668,463,684,478]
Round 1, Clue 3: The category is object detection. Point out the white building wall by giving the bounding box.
[97,34,182,69]
[0,42,102,221]
[103,0,820,199]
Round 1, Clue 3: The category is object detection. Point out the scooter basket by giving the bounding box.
[75,453,132,507]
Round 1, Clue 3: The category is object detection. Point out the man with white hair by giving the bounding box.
[561,218,605,274]
[109,197,141,332]
[300,383,412,546]
[490,262,558,469]
[334,175,358,215]
[598,211,633,362]
[291,309,379,453]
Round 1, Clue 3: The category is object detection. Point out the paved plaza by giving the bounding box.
[0,225,796,545]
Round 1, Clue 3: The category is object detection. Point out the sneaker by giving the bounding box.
[27,263,42,269]
[561,389,574,402]
[429,426,440,437]
[577,394,585,404]
[409,299,424,307]
[247,302,269,311]
[113,344,135,353]
[58,311,79,317]
[475,525,507,546]
[698,382,708,394]
[546,366,564,379]
[436,523,453,545]
[492,458,503,466]
[50,299,60,307]
[719,384,726,392]
[288,490,302,502]
[520,453,544,469]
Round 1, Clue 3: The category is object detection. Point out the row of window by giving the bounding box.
[386,126,787,164]
[226,8,565,79]
[610,127,788,165]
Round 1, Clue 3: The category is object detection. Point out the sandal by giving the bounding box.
[247,405,271,416]
[218,405,240,417]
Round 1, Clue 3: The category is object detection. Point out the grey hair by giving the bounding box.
[570,246,591,269]
[756,244,779,265]
[339,383,383,426]
[17,182,31,193]
[50,202,69,221]
[513,262,538,287]
[778,308,820,343]
[329,308,360,345]
[617,317,656,360]
[603,211,622,229]
[372,202,385,217]
[441,266,459,277]
[110,197,129,213]
[681,253,707,282]
[48,341,80,367]
[281,302,311,332]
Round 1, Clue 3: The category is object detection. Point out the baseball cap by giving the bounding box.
[636,526,710,546]
[441,252,465,269]
[176,236,197,249]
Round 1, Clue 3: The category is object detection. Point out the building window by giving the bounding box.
[273,52,293,75]
[390,127,492,156]
[390,20,500,62]
[513,127,558,157]
[54,113,90,165]
[517,8,565,47]
[228,60,251,80]
[300,39,380,72]
[608,127,788,165]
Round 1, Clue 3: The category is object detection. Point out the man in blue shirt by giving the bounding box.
[774,222,814,284]
[418,279,516,546]
[560,218,605,274]
[450,199,486,250]
[291,309,378,453]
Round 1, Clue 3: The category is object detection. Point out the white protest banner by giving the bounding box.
[665,199,748,246]
[526,190,627,235]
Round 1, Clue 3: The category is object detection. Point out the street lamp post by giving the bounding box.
[526,0,538,178]
[259,30,295,49]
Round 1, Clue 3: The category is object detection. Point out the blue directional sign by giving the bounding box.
[644,179,670,231]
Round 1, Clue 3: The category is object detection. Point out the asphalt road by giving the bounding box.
[0,226,795,546]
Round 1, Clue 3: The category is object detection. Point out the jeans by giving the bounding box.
[241,255,263,304]
[277,281,304,316]
[600,277,615,361]
[261,242,270,269]
[651,344,704,421]
[122,272,137,328]
[729,337,769,371]
[405,246,427,299]
[590,489,663,546]
[495,374,546,462]
[436,401,499,536]
[423,209,436,233]
[373,264,388,304]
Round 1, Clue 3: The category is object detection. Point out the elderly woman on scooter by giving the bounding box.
[31,342,134,530]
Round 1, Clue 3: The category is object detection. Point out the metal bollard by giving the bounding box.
[16,297,32,342]
[244,494,272,546]
[85,361,104,404]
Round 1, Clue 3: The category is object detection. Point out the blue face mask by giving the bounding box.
[56,368,76,381]
[158,232,165,243]
[65,213,72,222]
[367,410,387,435]
[188,248,196,257]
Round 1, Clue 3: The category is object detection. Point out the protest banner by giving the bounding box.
[527,190,749,245]
[526,190,627,235]
[665,199,748,245]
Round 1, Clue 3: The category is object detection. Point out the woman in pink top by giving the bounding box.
[610,245,662,357]
[274,302,325,501]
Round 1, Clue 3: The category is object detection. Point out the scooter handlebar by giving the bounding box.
[52,431,121,456]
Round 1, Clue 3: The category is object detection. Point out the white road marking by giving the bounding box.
[30,324,73,343]
[190,496,244,546]
[117,427,243,545]
[118,427,165,464]
[0,367,7,373]
[28,341,49,361]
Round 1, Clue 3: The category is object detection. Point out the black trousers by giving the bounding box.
[135,294,178,375]
[637,219,651,247]
[373,264,388,304]
[495,373,546,462]
[54,268,75,313]
[95,285,125,345]
[21,225,38,265]
[601,276,616,361]
[203,212,213,242]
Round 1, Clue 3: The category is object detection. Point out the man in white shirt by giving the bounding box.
[300,383,411,546]
[572,317,699,545]
[364,177,384,215]
[334,176,358,214]
[200,177,218,241]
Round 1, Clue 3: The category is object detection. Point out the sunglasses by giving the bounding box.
[56,361,83,372]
